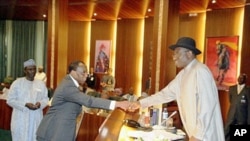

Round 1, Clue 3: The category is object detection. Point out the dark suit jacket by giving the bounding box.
[86,73,96,89]
[224,84,250,140]
[36,75,112,141]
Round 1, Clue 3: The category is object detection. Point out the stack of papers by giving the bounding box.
[127,129,185,141]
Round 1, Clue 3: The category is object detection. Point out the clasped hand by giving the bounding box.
[25,102,41,110]
[100,82,107,87]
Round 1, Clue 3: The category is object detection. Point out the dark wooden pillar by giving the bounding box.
[240,2,250,85]
[47,0,68,88]
[151,0,180,93]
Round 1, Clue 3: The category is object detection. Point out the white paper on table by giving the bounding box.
[127,129,184,141]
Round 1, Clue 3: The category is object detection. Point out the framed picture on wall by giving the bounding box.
[205,36,239,90]
[94,40,111,73]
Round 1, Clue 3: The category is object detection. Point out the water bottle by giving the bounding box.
[162,107,168,126]
[144,111,150,127]
[138,112,145,127]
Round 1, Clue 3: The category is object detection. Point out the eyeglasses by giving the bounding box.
[76,66,88,74]
[76,71,87,76]
[172,49,190,57]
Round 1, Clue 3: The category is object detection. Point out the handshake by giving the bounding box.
[115,101,141,112]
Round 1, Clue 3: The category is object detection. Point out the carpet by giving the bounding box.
[0,129,12,141]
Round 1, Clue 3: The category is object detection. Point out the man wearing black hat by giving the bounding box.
[129,37,225,141]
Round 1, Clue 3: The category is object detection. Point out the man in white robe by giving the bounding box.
[35,66,47,84]
[130,37,225,141]
[7,59,49,141]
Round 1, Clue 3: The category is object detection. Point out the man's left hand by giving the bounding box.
[35,102,41,109]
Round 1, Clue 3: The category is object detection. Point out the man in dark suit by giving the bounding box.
[86,67,96,89]
[224,73,250,141]
[36,60,130,141]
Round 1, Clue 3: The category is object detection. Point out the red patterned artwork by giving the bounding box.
[205,36,239,90]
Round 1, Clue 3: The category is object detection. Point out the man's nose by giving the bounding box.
[172,55,177,61]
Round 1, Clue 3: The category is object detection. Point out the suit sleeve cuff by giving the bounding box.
[109,101,116,110]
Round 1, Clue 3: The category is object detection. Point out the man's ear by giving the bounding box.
[187,50,194,58]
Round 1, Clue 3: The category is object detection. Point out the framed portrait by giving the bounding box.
[205,36,239,90]
[94,40,111,73]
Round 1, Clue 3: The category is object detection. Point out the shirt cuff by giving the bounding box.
[109,101,116,110]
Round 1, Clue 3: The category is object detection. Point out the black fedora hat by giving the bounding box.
[169,37,201,55]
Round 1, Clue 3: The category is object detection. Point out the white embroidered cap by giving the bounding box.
[23,59,36,68]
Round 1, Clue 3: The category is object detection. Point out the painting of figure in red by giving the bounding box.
[205,36,238,90]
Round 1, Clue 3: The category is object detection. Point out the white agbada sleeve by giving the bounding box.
[7,79,29,111]
[139,71,182,108]
[191,67,219,139]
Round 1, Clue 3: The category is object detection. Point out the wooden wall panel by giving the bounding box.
[241,5,250,86]
[47,0,69,88]
[206,8,243,37]
[150,0,171,93]
[115,21,127,90]
[150,0,181,93]
[68,21,90,67]
[90,21,116,70]
[160,0,180,90]
[142,17,154,93]
[55,0,69,86]
[116,19,144,95]
[179,12,206,62]
[218,90,230,125]
[46,0,53,88]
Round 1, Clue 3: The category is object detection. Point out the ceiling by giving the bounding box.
[0,0,248,21]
